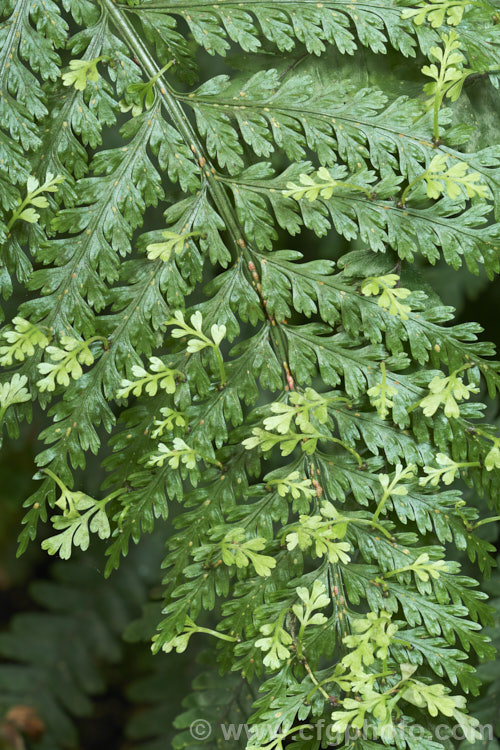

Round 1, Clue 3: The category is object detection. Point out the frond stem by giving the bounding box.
[101,0,293,387]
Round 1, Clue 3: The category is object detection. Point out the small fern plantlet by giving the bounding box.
[40,469,125,559]
[1,0,500,746]
[418,365,479,418]
[401,0,480,27]
[36,334,107,392]
[0,317,50,365]
[0,374,31,423]
[62,56,112,91]
[361,274,412,319]
[166,310,227,385]
[283,166,374,201]
[120,60,175,116]
[422,31,473,140]
[7,173,64,231]
[367,362,397,419]
[117,357,181,398]
[146,230,203,262]
[401,154,489,203]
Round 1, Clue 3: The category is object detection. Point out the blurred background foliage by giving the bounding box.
[0,16,500,750]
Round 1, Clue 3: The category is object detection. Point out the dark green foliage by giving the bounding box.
[0,547,156,748]
[1,0,500,747]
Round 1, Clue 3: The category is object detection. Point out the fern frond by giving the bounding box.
[121,0,421,57]
[2,0,499,746]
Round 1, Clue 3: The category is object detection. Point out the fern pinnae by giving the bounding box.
[102,1,296,380]
[2,0,500,747]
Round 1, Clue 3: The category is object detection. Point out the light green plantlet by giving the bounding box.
[422,31,473,140]
[262,388,332,435]
[0,317,50,365]
[450,703,483,743]
[331,613,402,735]
[40,470,123,560]
[402,679,464,717]
[361,274,411,320]
[157,615,237,654]
[119,60,175,116]
[265,470,316,501]
[373,463,417,521]
[242,427,281,452]
[321,662,353,694]
[402,154,488,203]
[342,611,398,673]
[36,335,105,392]
[283,167,343,201]
[255,616,293,669]
[385,552,449,582]
[293,580,330,659]
[332,622,480,738]
[166,310,226,385]
[485,440,500,471]
[286,502,351,564]
[146,437,198,469]
[151,407,187,439]
[262,402,297,435]
[242,426,317,456]
[244,425,361,462]
[420,452,479,485]
[7,173,64,231]
[247,726,313,750]
[157,619,197,655]
[146,230,203,263]
[331,688,394,734]
[419,367,479,418]
[290,387,333,428]
[402,0,473,28]
[117,357,180,398]
[0,374,31,420]
[244,399,361,463]
[367,362,397,419]
[283,166,371,201]
[62,56,110,91]
[42,496,111,559]
[220,527,276,577]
